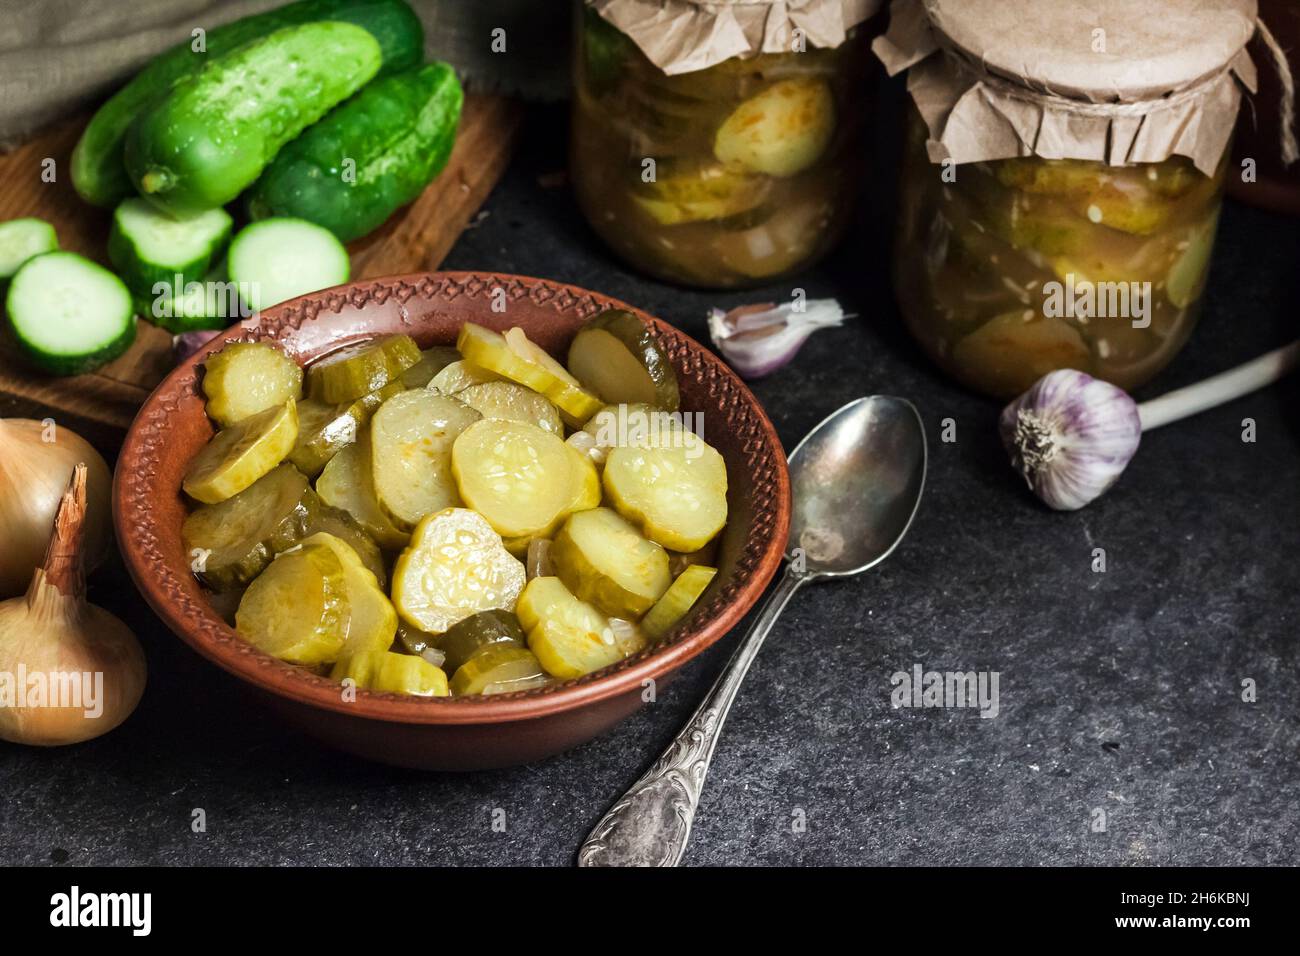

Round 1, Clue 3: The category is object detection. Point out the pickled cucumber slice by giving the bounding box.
[632,161,770,226]
[183,398,299,504]
[288,380,403,477]
[391,507,527,635]
[450,645,547,696]
[951,311,1090,398]
[395,622,446,667]
[202,341,303,428]
[307,334,421,404]
[567,310,679,411]
[433,609,526,674]
[457,381,563,435]
[551,507,670,619]
[456,323,603,426]
[401,346,461,389]
[371,652,449,696]
[714,77,834,177]
[235,541,349,665]
[370,390,480,531]
[581,403,674,453]
[330,650,381,689]
[303,504,386,587]
[428,359,501,394]
[516,576,627,679]
[1166,212,1220,309]
[642,565,717,639]
[305,531,397,658]
[995,158,1176,235]
[315,434,409,549]
[603,428,728,552]
[182,463,316,591]
[451,419,585,539]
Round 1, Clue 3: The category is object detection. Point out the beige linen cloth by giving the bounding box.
[0,0,569,147]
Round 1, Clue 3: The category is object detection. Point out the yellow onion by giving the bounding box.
[0,419,113,597]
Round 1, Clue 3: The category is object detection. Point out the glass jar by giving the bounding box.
[894,106,1227,398]
[570,4,871,288]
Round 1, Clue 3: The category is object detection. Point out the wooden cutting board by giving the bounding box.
[0,93,521,432]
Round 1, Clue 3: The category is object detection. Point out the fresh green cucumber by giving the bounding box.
[0,218,58,279]
[247,63,464,242]
[136,262,246,333]
[108,198,231,296]
[227,218,350,312]
[5,252,136,375]
[71,0,425,208]
[125,22,383,216]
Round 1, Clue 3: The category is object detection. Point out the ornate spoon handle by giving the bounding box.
[577,568,804,867]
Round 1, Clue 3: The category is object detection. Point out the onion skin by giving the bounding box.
[0,420,113,597]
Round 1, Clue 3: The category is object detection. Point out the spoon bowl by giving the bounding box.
[789,396,928,577]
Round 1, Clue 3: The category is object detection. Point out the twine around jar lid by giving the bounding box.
[589,0,882,75]
[873,0,1297,173]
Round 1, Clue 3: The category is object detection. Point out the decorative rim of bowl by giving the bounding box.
[114,272,790,726]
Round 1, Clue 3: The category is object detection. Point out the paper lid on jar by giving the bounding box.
[589,0,882,76]
[872,0,1288,174]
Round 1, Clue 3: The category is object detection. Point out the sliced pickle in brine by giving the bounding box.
[288,380,404,477]
[183,399,299,504]
[305,532,397,658]
[551,507,671,619]
[642,565,718,639]
[371,652,449,696]
[428,359,501,394]
[235,541,350,665]
[450,645,547,696]
[434,609,527,674]
[631,161,770,226]
[950,311,1091,398]
[391,508,527,635]
[306,335,421,404]
[303,504,386,587]
[567,310,679,410]
[713,77,835,178]
[603,428,728,552]
[456,323,603,426]
[202,341,303,429]
[516,576,623,680]
[182,463,316,591]
[370,390,480,531]
[315,435,409,550]
[401,346,461,389]
[456,381,563,434]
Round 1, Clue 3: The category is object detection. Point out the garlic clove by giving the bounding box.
[708,299,846,379]
[999,369,1142,511]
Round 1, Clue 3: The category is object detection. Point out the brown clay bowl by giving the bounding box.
[114,272,790,770]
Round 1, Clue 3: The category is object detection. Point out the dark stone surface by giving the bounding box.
[2,96,1297,867]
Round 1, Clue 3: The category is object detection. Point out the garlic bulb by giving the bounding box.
[999,369,1141,511]
[708,299,846,379]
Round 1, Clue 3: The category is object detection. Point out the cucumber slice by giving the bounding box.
[433,609,526,674]
[516,576,624,680]
[456,323,603,426]
[306,531,397,658]
[315,434,409,549]
[642,565,717,639]
[182,463,317,591]
[714,77,835,177]
[227,217,350,312]
[107,198,232,296]
[568,310,679,411]
[0,218,57,279]
[457,381,563,434]
[202,341,304,428]
[235,540,350,665]
[330,650,382,689]
[4,252,135,376]
[450,645,548,696]
[428,359,501,394]
[183,399,299,504]
[138,265,243,333]
[303,504,387,588]
[391,508,527,635]
[582,403,676,453]
[370,390,481,531]
[401,346,461,388]
[603,428,728,552]
[551,507,671,619]
[451,419,584,539]
[631,161,770,226]
[306,334,421,403]
[289,380,403,477]
[370,652,449,696]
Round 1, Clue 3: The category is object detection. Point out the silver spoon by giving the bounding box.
[577,395,928,867]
